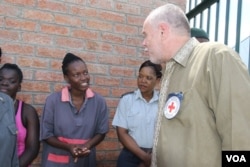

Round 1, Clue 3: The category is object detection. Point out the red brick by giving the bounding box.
[53,83,67,92]
[111,87,134,97]
[55,37,84,48]
[115,2,140,14]
[86,41,112,52]
[105,98,119,108]
[16,93,32,104]
[38,1,67,12]
[0,5,20,16]
[114,45,136,56]
[55,14,82,27]
[35,71,63,82]
[122,78,137,88]
[127,15,145,26]
[98,54,124,65]
[127,36,143,46]
[106,129,118,139]
[0,56,15,64]
[88,0,113,10]
[41,24,69,35]
[2,44,34,56]
[101,33,125,44]
[37,47,66,59]
[64,0,86,4]
[94,76,120,87]
[72,29,98,39]
[22,69,34,80]
[21,81,50,92]
[91,86,110,97]
[17,56,49,68]
[34,94,50,105]
[86,20,113,31]
[51,60,63,71]
[23,9,54,22]
[109,66,135,77]
[96,140,120,150]
[5,0,35,6]
[5,18,36,31]
[115,24,138,35]
[0,29,19,41]
[22,32,53,45]
[98,11,125,23]
[71,6,97,17]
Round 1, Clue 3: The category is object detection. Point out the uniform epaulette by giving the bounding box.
[120,91,134,98]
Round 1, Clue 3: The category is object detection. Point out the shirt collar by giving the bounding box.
[172,37,199,67]
[135,89,159,103]
[61,86,94,102]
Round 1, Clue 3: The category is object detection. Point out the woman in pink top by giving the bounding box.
[0,63,40,167]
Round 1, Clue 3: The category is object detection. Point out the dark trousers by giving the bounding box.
[116,148,152,167]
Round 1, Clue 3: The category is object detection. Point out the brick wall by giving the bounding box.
[0,0,186,166]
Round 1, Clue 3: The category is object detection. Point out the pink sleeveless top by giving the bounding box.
[15,100,27,157]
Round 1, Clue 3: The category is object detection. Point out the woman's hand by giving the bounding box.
[139,152,151,167]
[69,145,91,157]
[75,146,91,157]
[68,145,79,158]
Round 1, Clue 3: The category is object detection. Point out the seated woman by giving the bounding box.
[0,63,40,167]
[112,60,162,167]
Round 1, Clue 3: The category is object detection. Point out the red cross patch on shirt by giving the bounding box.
[164,92,183,119]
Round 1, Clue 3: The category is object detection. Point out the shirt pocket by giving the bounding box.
[8,123,18,135]
[127,109,141,131]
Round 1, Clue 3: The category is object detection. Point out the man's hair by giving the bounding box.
[147,3,190,34]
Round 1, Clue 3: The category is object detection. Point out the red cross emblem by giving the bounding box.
[164,96,180,119]
[168,102,175,113]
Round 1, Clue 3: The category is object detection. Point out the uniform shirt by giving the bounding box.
[112,89,159,148]
[153,38,250,167]
[0,92,19,167]
[40,86,109,167]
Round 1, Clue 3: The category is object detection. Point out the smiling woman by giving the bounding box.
[40,53,109,167]
[0,63,40,167]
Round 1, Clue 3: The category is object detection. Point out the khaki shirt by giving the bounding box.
[154,39,250,167]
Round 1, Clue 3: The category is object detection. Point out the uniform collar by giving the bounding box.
[61,86,94,102]
[172,37,199,67]
[135,89,159,103]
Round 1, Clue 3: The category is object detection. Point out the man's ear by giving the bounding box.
[159,22,169,39]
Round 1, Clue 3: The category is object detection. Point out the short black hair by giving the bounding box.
[0,63,23,83]
[62,53,85,75]
[139,60,162,79]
